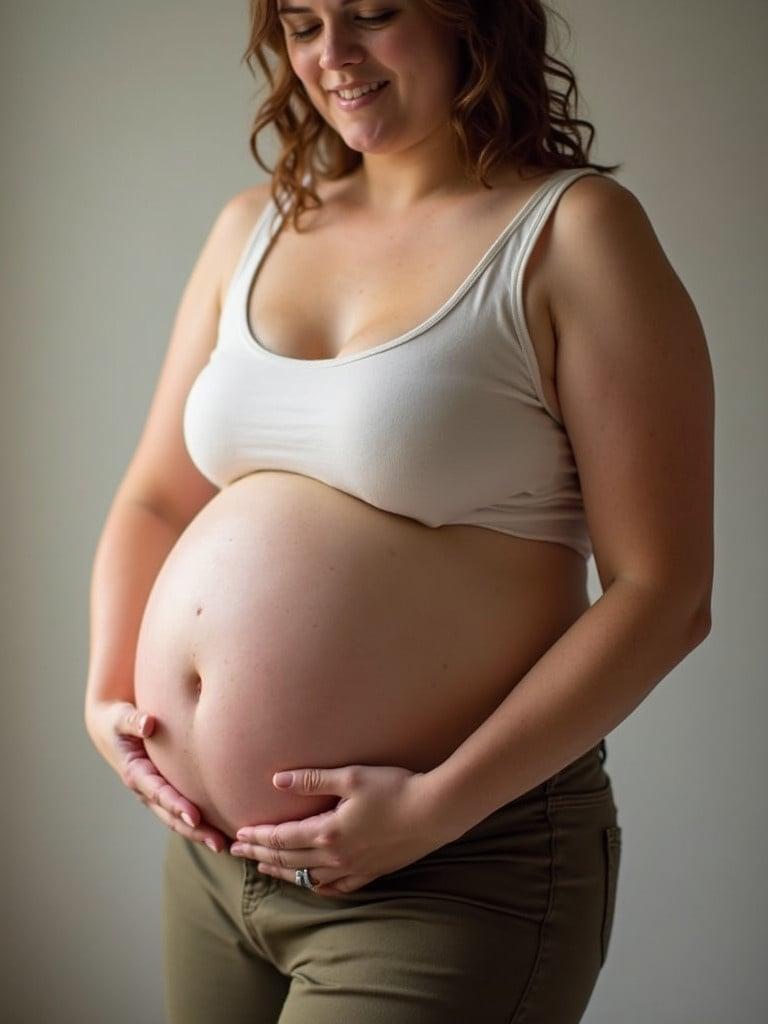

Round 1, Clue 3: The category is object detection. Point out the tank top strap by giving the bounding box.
[519,165,603,237]
[222,169,312,305]
[507,166,605,277]
[218,173,312,343]
[484,166,606,301]
[227,197,280,297]
[504,167,605,424]
[216,194,280,344]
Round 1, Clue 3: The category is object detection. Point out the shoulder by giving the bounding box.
[550,172,652,261]
[553,169,639,223]
[211,182,274,307]
[543,173,713,600]
[217,181,273,235]
[547,173,670,324]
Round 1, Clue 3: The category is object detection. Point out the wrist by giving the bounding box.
[412,764,477,848]
[85,669,135,714]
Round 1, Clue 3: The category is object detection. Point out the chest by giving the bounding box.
[245,202,563,421]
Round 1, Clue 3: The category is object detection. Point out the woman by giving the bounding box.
[85,1,714,1021]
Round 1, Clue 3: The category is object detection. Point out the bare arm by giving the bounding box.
[420,176,714,837]
[83,184,271,850]
[84,494,181,717]
[84,183,270,718]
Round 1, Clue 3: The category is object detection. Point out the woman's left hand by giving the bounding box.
[229,764,450,895]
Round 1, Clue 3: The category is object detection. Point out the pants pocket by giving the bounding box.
[601,825,622,966]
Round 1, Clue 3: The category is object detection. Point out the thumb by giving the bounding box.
[138,711,155,737]
[273,766,360,796]
[120,705,154,738]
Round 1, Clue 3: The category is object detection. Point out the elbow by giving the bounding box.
[686,568,713,646]
[672,581,712,649]
[689,599,712,647]
[616,574,712,649]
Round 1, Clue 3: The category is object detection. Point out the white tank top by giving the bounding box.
[183,167,601,559]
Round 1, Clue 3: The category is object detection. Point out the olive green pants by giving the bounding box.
[162,740,621,1023]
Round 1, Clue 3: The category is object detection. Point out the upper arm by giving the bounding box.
[116,182,272,531]
[548,176,714,621]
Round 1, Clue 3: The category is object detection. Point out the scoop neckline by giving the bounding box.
[239,167,582,368]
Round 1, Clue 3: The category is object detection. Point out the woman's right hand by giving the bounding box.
[85,700,227,853]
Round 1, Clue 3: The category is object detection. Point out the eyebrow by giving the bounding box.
[277,0,362,14]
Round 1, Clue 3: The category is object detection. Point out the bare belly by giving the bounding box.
[134,471,589,839]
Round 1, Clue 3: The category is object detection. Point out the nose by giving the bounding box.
[318,25,365,71]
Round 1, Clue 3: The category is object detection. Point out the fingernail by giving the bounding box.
[181,812,195,827]
[204,839,218,853]
[139,714,148,733]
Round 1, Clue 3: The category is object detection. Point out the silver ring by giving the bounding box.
[295,867,317,889]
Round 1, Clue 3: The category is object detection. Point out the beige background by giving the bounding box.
[2,1,766,1020]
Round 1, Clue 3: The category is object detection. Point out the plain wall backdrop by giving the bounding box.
[2,1,766,1020]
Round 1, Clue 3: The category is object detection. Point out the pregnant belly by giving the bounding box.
[134,471,587,840]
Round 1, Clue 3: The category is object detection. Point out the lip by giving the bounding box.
[327,79,388,93]
[331,80,390,111]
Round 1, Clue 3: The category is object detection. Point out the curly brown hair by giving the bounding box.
[241,0,622,230]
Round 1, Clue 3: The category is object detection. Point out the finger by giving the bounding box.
[123,752,201,828]
[229,841,342,871]
[235,809,337,849]
[116,704,155,740]
[145,801,226,853]
[257,862,345,889]
[272,766,363,798]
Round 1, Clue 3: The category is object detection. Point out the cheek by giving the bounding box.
[284,44,324,95]
[373,29,421,74]
[376,29,458,100]
[290,54,314,91]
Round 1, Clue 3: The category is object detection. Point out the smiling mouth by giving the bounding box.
[334,80,388,98]
[331,81,390,109]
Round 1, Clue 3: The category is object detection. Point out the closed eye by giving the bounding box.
[290,12,396,41]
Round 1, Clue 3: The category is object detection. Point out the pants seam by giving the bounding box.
[507,793,558,1023]
[239,858,275,960]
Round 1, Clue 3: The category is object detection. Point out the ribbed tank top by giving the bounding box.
[183,167,601,559]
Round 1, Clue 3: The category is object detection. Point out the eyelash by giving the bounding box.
[290,13,395,41]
